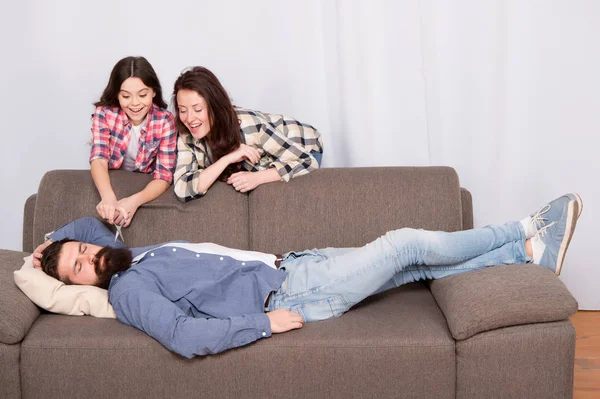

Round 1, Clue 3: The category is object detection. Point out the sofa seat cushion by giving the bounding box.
[21,283,455,399]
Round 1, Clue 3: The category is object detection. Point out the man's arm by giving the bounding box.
[47,216,122,247]
[111,288,273,358]
[33,217,123,268]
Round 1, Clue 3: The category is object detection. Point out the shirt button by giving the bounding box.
[262,332,267,337]
[242,262,246,265]
[220,257,224,260]
[196,254,200,257]
[150,253,154,257]
[172,248,177,252]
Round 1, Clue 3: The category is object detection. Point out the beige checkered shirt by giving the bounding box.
[174,107,323,202]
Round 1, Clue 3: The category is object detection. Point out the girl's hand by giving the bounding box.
[97,198,127,225]
[226,144,260,165]
[227,171,263,193]
[114,196,140,228]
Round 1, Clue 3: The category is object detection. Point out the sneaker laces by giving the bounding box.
[534,220,556,240]
[531,204,550,230]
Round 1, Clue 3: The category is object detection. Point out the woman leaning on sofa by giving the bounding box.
[89,56,177,227]
[172,66,323,202]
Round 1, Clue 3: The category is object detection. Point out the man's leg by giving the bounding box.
[372,239,528,294]
[268,221,526,321]
[375,192,582,290]
[268,193,581,322]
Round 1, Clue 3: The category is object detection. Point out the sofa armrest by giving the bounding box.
[429,264,578,341]
[460,188,473,230]
[23,193,37,253]
[0,250,40,344]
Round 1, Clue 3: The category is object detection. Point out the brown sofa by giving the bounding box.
[0,167,578,399]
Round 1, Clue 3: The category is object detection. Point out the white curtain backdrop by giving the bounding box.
[1,0,598,308]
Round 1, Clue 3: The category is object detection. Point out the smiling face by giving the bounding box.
[118,77,156,126]
[56,241,104,285]
[176,89,211,140]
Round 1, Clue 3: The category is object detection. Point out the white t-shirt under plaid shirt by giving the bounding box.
[174,107,324,202]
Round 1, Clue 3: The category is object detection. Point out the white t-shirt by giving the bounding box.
[131,242,278,270]
[121,121,146,171]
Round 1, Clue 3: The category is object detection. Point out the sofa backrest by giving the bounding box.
[31,170,250,250]
[26,167,469,253]
[249,167,465,253]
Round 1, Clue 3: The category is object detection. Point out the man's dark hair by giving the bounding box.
[41,238,76,284]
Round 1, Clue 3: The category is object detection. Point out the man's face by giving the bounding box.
[56,241,103,285]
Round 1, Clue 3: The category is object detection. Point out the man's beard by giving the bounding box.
[93,247,133,289]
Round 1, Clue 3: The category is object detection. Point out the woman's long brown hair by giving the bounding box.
[173,67,242,180]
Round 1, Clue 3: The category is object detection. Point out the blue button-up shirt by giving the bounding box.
[49,217,287,358]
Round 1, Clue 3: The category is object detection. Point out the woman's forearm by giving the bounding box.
[194,155,234,195]
[256,168,281,185]
[127,179,170,208]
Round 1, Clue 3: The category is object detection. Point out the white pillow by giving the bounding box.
[13,255,116,318]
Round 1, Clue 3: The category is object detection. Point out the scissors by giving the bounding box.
[114,220,125,243]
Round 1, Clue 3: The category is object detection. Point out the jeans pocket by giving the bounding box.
[290,295,348,322]
[285,248,324,260]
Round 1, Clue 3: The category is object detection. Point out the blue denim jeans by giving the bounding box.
[310,150,323,166]
[266,222,531,322]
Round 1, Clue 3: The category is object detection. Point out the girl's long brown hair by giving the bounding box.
[173,67,242,179]
[95,56,167,109]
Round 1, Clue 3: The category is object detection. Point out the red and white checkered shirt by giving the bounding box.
[90,105,177,184]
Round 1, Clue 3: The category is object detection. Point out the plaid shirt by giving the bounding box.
[174,107,323,202]
[90,105,177,184]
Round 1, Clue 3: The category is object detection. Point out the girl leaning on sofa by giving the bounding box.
[90,56,177,228]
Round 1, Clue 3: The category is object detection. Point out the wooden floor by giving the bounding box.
[572,311,600,399]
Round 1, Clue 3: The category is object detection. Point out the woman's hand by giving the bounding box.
[227,169,281,192]
[227,171,263,192]
[32,240,53,269]
[226,144,260,165]
[96,198,127,225]
[114,196,140,228]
